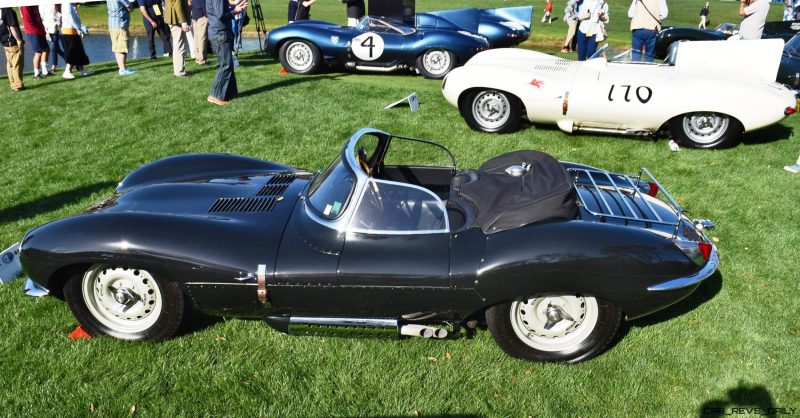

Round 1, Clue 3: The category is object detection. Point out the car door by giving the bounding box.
[568,58,674,131]
[350,18,412,66]
[335,179,451,316]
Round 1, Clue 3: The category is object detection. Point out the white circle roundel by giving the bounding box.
[352,32,385,61]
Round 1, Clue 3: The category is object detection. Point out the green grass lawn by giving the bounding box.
[2,1,800,417]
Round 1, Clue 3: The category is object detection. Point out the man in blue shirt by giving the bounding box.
[207,0,247,105]
[138,0,172,59]
[106,0,137,75]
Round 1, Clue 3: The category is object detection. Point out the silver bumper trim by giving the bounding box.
[647,246,719,292]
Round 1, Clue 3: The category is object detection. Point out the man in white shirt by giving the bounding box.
[739,0,770,40]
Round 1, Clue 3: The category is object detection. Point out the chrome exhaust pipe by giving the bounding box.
[400,324,434,339]
[264,316,449,339]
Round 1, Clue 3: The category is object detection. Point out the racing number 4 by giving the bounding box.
[608,84,653,104]
[360,35,375,58]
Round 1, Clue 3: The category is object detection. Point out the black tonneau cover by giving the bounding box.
[458,151,578,233]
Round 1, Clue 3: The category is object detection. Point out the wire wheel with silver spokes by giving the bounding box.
[279,40,321,74]
[416,49,455,79]
[486,293,621,363]
[64,263,185,341]
[671,112,741,148]
[82,265,163,334]
[509,294,598,352]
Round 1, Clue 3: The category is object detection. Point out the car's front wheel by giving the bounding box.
[670,112,742,148]
[279,40,321,75]
[486,294,622,363]
[63,264,185,341]
[460,89,522,133]
[416,49,456,79]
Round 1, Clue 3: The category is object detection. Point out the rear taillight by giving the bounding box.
[785,106,796,116]
[697,242,712,261]
[673,239,712,266]
[647,181,659,197]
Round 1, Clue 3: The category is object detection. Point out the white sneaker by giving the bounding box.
[79,70,94,76]
[62,71,75,79]
[784,164,800,173]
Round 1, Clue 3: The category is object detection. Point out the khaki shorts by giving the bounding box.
[109,28,129,53]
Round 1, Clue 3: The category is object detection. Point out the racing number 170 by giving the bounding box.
[607,84,653,104]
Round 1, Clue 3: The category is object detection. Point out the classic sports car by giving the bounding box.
[442,40,797,148]
[266,10,497,78]
[777,34,800,89]
[20,128,720,363]
[429,6,532,48]
[654,20,800,60]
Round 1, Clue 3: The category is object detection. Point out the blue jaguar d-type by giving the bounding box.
[265,7,529,79]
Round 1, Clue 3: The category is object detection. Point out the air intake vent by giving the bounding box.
[257,174,296,196]
[534,60,571,72]
[209,197,278,213]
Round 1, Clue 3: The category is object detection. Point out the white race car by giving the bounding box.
[442,40,797,148]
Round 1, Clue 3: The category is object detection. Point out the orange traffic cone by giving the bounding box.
[279,67,288,74]
[68,325,93,340]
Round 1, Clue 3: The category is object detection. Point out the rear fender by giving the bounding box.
[476,221,701,319]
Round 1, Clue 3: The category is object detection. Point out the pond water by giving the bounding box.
[0,33,263,76]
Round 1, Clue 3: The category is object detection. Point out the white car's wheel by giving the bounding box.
[670,112,742,148]
[486,294,621,363]
[416,49,456,79]
[460,89,522,133]
[63,264,185,341]
[279,40,321,75]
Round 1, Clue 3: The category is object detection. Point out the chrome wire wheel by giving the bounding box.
[681,112,730,146]
[422,49,452,76]
[472,90,512,130]
[509,294,599,352]
[81,265,163,334]
[285,41,314,72]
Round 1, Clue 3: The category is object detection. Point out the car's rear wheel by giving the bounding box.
[670,112,742,148]
[460,89,522,133]
[486,294,622,363]
[279,40,321,75]
[63,264,184,341]
[416,49,456,79]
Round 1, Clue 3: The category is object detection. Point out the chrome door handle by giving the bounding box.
[235,273,256,282]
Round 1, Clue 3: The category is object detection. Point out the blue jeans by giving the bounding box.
[631,29,657,62]
[49,31,65,67]
[210,32,238,101]
[576,31,598,61]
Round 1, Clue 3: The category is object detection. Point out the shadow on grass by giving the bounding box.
[0,181,116,223]
[739,123,793,147]
[698,382,777,417]
[629,270,724,328]
[237,74,344,98]
[175,308,226,338]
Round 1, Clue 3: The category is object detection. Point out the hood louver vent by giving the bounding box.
[256,174,297,196]
[209,197,278,213]
[534,60,571,72]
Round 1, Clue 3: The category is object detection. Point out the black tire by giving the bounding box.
[669,112,742,149]
[459,89,523,133]
[278,40,321,75]
[63,264,185,341]
[486,294,622,363]
[416,48,457,79]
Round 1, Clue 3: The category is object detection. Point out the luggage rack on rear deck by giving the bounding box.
[567,167,684,236]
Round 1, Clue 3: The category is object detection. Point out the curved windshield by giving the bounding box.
[307,157,355,220]
[785,35,800,58]
[359,17,415,35]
